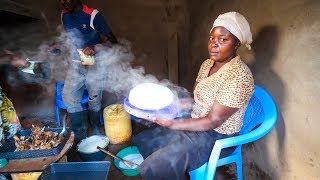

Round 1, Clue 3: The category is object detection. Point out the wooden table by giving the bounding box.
[0,132,74,173]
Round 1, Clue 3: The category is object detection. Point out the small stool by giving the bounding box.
[54,81,89,127]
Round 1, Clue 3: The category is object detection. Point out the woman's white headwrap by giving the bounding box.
[210,12,253,50]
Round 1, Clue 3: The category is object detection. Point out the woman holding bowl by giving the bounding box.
[133,12,255,179]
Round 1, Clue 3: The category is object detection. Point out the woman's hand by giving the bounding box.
[82,46,95,56]
[144,101,239,131]
[143,117,174,128]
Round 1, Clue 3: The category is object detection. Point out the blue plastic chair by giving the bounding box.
[54,81,89,127]
[189,84,278,180]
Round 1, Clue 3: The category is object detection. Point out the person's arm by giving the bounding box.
[101,31,118,44]
[82,34,116,56]
[82,13,118,56]
[94,12,118,45]
[154,70,254,131]
[154,102,238,131]
[0,50,29,68]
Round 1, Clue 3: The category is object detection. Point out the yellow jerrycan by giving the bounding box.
[103,104,132,144]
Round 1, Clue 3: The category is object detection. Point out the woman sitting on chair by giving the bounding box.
[133,12,255,179]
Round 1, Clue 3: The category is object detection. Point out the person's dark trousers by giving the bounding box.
[70,110,88,143]
[88,110,101,135]
[67,110,88,162]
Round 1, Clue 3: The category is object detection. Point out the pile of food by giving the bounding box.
[13,125,63,151]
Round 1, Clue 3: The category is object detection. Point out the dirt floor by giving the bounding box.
[12,114,236,180]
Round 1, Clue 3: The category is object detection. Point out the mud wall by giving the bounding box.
[187,0,320,179]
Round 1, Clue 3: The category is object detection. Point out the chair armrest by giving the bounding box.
[217,116,277,149]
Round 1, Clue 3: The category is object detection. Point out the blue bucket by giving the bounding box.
[77,135,109,162]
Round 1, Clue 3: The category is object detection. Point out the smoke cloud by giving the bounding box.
[1,24,193,118]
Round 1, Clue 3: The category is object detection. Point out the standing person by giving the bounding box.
[59,0,118,141]
[133,12,254,179]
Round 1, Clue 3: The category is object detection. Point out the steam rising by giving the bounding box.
[95,43,193,112]
[94,40,159,96]
[0,24,193,117]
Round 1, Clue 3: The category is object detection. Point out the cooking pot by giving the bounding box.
[77,135,109,161]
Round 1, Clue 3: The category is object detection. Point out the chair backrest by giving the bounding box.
[240,85,277,135]
[56,81,64,97]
